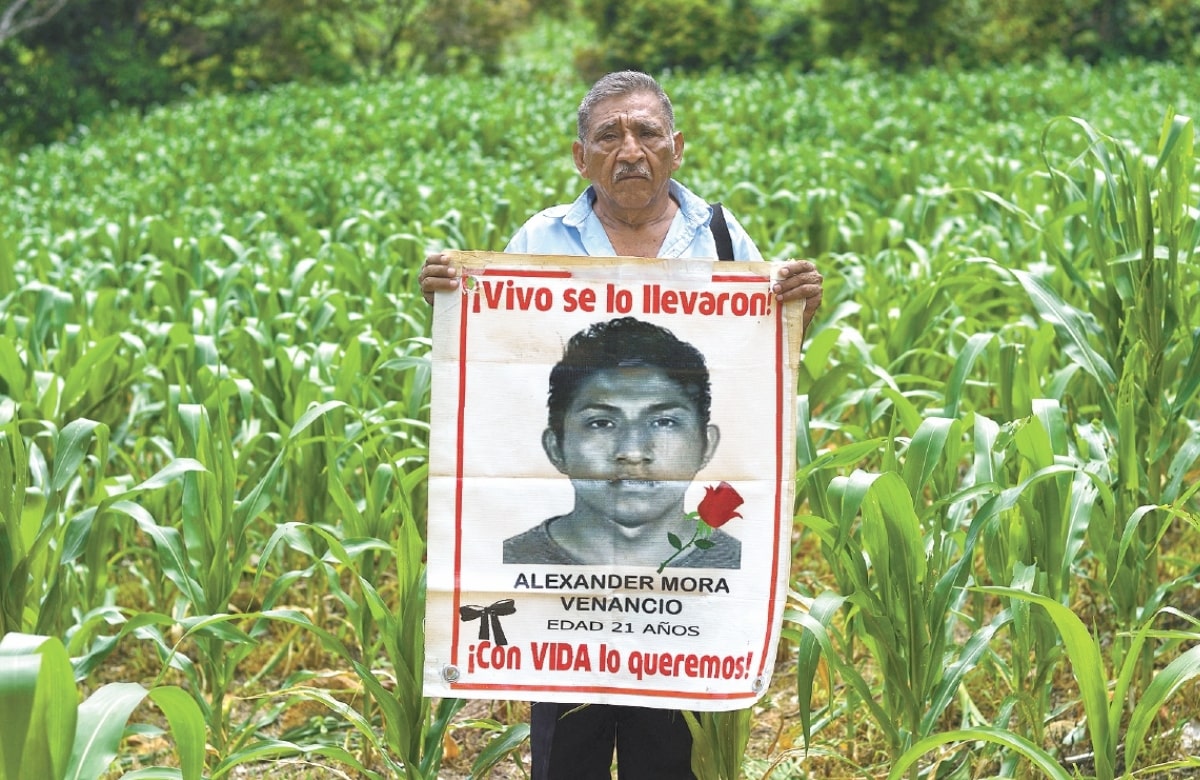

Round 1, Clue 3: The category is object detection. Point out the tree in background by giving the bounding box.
[817,0,1200,69]
[410,0,532,74]
[0,0,67,46]
[942,0,1125,66]
[1122,0,1200,62]
[575,0,759,79]
[0,0,179,145]
[144,0,363,90]
[755,0,824,70]
[4,0,1200,147]
[818,0,954,67]
[0,0,539,145]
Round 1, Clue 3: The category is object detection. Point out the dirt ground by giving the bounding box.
[434,660,1200,779]
[436,662,809,779]
[435,567,1200,779]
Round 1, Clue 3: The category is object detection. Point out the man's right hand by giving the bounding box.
[420,252,459,305]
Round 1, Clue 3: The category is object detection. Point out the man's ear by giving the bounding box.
[701,424,720,468]
[543,428,569,474]
[572,140,588,178]
[671,131,684,171]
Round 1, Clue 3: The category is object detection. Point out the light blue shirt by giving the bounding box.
[504,180,763,261]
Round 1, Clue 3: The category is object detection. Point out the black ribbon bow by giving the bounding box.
[459,599,517,646]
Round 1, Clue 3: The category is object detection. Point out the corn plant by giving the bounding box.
[970,400,1109,749]
[1007,110,1200,688]
[790,414,1015,777]
[241,366,454,778]
[253,510,459,780]
[0,412,116,639]
[888,592,1200,780]
[5,59,1200,778]
[685,709,753,780]
[118,394,350,767]
[0,632,203,780]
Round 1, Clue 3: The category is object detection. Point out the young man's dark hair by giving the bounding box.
[503,313,732,569]
[546,316,711,443]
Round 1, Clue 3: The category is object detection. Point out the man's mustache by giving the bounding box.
[614,164,650,181]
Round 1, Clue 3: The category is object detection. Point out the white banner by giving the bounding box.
[423,251,803,710]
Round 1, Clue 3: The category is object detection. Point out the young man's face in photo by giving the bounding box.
[543,366,719,531]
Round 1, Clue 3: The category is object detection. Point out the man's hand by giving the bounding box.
[773,259,823,331]
[419,252,459,305]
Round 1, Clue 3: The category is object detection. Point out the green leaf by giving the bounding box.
[0,634,77,780]
[50,418,108,494]
[61,336,120,415]
[1010,268,1117,419]
[785,597,898,749]
[470,723,530,778]
[1124,643,1200,770]
[110,500,205,611]
[889,727,1073,780]
[0,652,43,780]
[919,610,1010,736]
[789,590,844,750]
[0,337,26,404]
[120,769,184,779]
[68,682,149,780]
[684,709,751,780]
[147,686,206,780]
[939,332,995,419]
[976,586,1114,779]
[900,416,955,505]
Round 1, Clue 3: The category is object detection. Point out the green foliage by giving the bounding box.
[1124,0,1200,61]
[753,0,823,69]
[789,418,1009,775]
[0,632,204,780]
[411,0,534,74]
[1,60,1199,776]
[938,0,1111,67]
[685,708,753,779]
[734,0,1200,70]
[0,0,178,145]
[0,414,112,639]
[890,593,1200,780]
[575,0,760,77]
[817,0,955,68]
[6,0,1200,146]
[143,0,362,90]
[0,0,539,145]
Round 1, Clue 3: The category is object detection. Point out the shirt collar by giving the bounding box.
[564,181,710,229]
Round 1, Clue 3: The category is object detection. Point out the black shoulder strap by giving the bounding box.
[709,202,734,261]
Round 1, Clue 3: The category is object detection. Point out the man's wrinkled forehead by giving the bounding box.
[580,91,672,138]
[586,110,670,140]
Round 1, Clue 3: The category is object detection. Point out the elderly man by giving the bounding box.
[420,70,822,780]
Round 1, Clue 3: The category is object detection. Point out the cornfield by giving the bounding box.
[2,57,1199,779]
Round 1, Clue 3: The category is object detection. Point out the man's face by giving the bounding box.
[572,92,684,214]
[543,366,719,531]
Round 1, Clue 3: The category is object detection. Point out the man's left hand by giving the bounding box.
[773,259,823,331]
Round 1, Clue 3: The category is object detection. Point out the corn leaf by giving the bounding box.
[67,682,149,780]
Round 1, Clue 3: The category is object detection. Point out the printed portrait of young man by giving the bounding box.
[502,316,741,569]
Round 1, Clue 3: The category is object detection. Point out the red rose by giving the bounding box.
[697,482,743,529]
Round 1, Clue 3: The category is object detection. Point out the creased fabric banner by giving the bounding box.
[423,251,803,710]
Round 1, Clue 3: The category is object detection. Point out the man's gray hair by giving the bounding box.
[576,71,675,140]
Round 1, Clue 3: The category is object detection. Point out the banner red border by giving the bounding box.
[444,268,788,700]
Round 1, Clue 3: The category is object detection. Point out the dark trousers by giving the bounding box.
[530,702,696,780]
